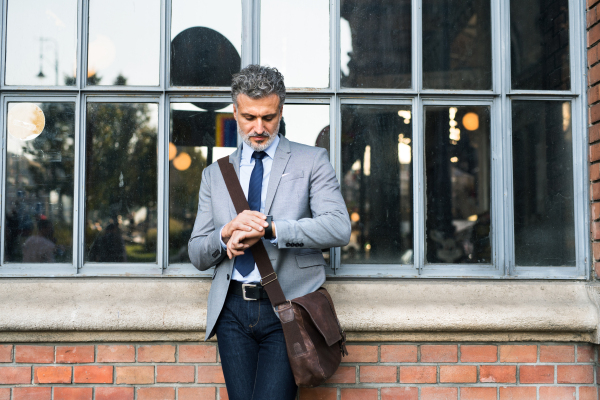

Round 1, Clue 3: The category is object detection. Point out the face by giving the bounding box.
[233,93,283,151]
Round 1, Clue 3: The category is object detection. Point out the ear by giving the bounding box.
[233,104,238,119]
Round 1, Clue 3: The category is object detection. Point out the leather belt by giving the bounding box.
[229,280,270,301]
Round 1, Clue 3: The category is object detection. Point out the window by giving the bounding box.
[0,0,587,278]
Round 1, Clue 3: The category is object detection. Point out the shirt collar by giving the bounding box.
[241,134,280,163]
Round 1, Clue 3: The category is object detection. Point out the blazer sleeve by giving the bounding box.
[274,148,351,249]
[188,167,227,271]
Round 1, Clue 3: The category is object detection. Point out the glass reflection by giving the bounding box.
[422,0,492,89]
[171,0,241,87]
[281,105,330,153]
[512,101,575,266]
[85,103,158,263]
[169,102,237,263]
[341,105,413,264]
[6,0,77,86]
[425,106,491,264]
[87,0,160,86]
[5,102,75,263]
[340,0,411,89]
[511,0,570,90]
[262,0,329,88]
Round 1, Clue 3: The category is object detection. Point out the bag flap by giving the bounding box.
[292,290,342,347]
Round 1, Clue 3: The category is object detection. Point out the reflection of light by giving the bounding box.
[449,107,460,142]
[88,34,117,73]
[351,159,361,171]
[398,110,412,124]
[468,214,478,221]
[365,243,371,251]
[462,112,479,131]
[398,134,411,164]
[562,102,571,132]
[364,145,371,176]
[450,157,458,163]
[351,212,360,222]
[169,142,177,161]
[7,103,45,141]
[173,152,192,171]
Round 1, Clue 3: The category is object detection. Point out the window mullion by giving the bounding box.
[77,93,87,271]
[413,0,422,91]
[413,95,424,274]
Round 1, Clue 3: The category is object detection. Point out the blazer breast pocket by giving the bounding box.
[295,252,326,268]
[280,171,304,183]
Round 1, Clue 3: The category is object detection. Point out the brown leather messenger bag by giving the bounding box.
[217,156,348,388]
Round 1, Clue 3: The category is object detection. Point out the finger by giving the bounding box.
[242,210,266,219]
[227,248,233,259]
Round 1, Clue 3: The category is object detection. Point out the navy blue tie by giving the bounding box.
[234,151,267,277]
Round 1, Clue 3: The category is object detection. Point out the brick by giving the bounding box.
[56,346,94,363]
[137,387,175,400]
[591,63,600,86]
[595,262,600,278]
[421,387,458,400]
[594,242,600,262]
[219,387,228,400]
[591,103,600,124]
[325,366,356,383]
[499,387,536,400]
[479,365,516,383]
[0,366,31,384]
[540,345,575,362]
[590,85,600,104]
[0,388,9,400]
[381,387,419,400]
[591,124,600,143]
[360,365,397,383]
[381,345,417,362]
[460,345,497,362]
[13,387,52,400]
[589,46,599,66]
[461,387,497,400]
[592,24,600,47]
[557,365,594,383]
[95,387,134,400]
[589,6,599,28]
[439,366,477,383]
[399,366,437,383]
[592,221,600,240]
[577,344,596,362]
[34,366,72,383]
[591,164,600,183]
[421,345,458,362]
[342,345,378,363]
[157,365,195,383]
[73,365,112,383]
[97,345,135,363]
[179,345,217,363]
[299,387,337,400]
[197,365,225,383]
[54,387,93,400]
[580,386,598,400]
[15,345,54,363]
[499,345,537,362]
[137,345,175,362]
[0,346,12,363]
[519,365,554,383]
[341,388,377,400]
[593,203,600,223]
[592,182,600,200]
[538,386,575,399]
[115,366,154,384]
[178,388,216,400]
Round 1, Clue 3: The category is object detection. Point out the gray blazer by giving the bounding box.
[188,135,351,340]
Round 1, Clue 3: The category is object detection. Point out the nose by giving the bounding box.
[254,119,265,134]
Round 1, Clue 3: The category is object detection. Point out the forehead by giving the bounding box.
[236,93,280,115]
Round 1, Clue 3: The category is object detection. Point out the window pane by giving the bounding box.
[85,103,158,263]
[171,0,241,87]
[512,101,575,266]
[340,0,411,89]
[510,0,570,90]
[87,0,160,86]
[5,102,75,263]
[425,106,491,264]
[422,0,492,89]
[281,105,330,153]
[341,105,413,264]
[262,0,329,88]
[5,0,77,86]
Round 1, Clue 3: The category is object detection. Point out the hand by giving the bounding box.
[226,228,264,259]
[222,210,268,244]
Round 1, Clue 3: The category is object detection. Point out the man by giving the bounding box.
[188,65,351,400]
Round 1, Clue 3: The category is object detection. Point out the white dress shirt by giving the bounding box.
[220,134,280,283]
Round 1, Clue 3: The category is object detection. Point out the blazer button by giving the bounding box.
[286,243,291,247]
[300,243,304,247]
[212,250,220,258]
[227,274,230,280]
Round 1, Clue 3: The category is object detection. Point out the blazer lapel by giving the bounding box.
[265,135,291,214]
[226,145,242,219]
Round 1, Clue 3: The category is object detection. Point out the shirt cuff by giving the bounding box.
[219,226,227,250]
[270,237,278,245]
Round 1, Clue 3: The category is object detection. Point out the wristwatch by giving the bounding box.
[264,215,274,240]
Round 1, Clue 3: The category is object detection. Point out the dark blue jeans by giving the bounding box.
[215,292,298,400]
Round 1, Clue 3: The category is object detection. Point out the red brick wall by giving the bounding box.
[0,342,596,400]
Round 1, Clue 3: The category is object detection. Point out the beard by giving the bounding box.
[238,118,281,152]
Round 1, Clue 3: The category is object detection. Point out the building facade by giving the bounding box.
[0,0,598,399]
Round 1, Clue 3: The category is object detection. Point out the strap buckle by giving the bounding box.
[260,272,278,286]
[242,283,257,301]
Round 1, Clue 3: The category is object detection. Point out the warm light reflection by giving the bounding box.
[468,214,479,221]
[462,112,479,131]
[351,212,360,222]
[364,145,371,176]
[7,103,45,141]
[449,107,461,142]
[398,110,412,124]
[169,142,177,161]
[562,102,571,132]
[398,134,412,165]
[173,152,192,171]
[450,156,459,163]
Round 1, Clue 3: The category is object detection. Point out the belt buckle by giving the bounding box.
[242,283,257,301]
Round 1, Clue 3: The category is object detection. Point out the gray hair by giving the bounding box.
[231,65,286,107]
